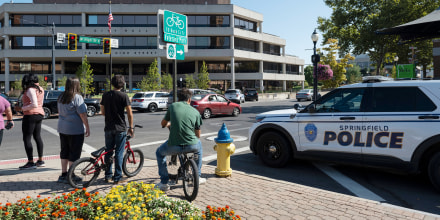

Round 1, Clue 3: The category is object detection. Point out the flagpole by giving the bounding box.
[108,0,113,90]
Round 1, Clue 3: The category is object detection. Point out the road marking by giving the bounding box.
[313,163,385,202]
[41,124,97,154]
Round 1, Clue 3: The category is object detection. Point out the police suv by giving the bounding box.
[249,78,440,191]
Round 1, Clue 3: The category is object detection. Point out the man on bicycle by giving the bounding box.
[156,88,206,191]
[100,75,134,185]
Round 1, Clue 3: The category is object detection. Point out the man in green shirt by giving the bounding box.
[156,89,206,191]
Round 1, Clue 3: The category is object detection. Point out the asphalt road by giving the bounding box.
[2,98,440,215]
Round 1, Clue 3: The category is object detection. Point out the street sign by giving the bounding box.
[167,43,176,60]
[111,39,119,48]
[176,44,185,60]
[57,33,65,43]
[163,10,187,45]
[79,36,101,44]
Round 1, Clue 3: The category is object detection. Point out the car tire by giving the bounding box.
[428,152,440,191]
[232,107,240,117]
[256,98,258,101]
[202,108,211,119]
[43,107,51,119]
[87,106,96,117]
[297,99,301,102]
[148,103,157,112]
[257,132,292,168]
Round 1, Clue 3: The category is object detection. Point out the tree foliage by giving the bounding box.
[58,76,67,88]
[185,74,196,89]
[304,65,314,86]
[37,75,48,90]
[161,72,173,91]
[318,39,354,88]
[75,56,95,96]
[318,0,439,75]
[138,59,161,91]
[196,61,210,89]
[346,65,363,84]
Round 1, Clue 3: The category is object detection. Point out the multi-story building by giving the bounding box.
[0,0,304,93]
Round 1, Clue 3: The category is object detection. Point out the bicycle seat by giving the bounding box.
[91,147,106,158]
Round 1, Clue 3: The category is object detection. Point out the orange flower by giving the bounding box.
[4,212,9,215]
[64,196,68,200]
[37,195,41,198]
[26,207,31,211]
[85,192,90,197]
[5,203,11,206]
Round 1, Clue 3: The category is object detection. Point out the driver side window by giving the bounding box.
[314,88,365,113]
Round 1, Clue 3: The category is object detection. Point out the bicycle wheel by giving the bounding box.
[68,157,100,189]
[183,159,199,202]
[167,155,179,183]
[122,149,144,177]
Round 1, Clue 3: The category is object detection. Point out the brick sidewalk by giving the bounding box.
[0,158,439,220]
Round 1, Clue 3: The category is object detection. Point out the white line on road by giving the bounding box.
[202,146,249,162]
[313,162,385,202]
[41,124,97,154]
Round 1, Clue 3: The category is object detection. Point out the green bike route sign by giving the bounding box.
[163,10,187,45]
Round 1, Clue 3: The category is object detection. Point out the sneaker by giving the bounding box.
[19,162,37,170]
[155,182,170,192]
[57,176,68,184]
[104,178,113,183]
[36,160,45,167]
[199,177,207,185]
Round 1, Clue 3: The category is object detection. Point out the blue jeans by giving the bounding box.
[104,130,127,182]
[156,139,203,184]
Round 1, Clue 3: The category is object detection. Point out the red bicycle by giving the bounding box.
[67,125,144,188]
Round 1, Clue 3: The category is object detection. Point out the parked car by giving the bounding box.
[43,90,101,119]
[224,89,245,104]
[296,89,321,101]
[0,93,18,114]
[190,94,241,119]
[167,89,211,107]
[131,91,169,112]
[244,88,258,101]
[207,88,222,94]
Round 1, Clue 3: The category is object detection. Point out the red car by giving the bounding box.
[190,94,242,119]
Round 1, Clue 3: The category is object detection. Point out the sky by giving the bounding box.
[1,0,333,65]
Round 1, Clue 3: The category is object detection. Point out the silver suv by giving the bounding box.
[249,79,440,191]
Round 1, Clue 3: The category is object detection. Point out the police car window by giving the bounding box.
[155,93,166,98]
[144,93,154,98]
[369,87,435,112]
[315,88,364,113]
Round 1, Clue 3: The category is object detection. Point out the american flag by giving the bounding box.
[108,5,114,33]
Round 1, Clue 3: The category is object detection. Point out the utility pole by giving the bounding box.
[51,22,56,89]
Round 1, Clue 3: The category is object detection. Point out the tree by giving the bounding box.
[11,78,22,91]
[318,0,439,75]
[196,61,210,89]
[304,65,314,86]
[161,72,173,91]
[346,65,362,84]
[137,59,161,91]
[58,76,67,88]
[185,74,196,89]
[319,38,354,88]
[105,73,115,91]
[75,55,94,96]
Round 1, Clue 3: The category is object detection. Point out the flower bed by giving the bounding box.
[0,182,241,220]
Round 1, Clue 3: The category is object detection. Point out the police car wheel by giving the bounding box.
[428,152,440,191]
[148,103,157,112]
[87,106,96,117]
[43,107,51,119]
[257,132,292,168]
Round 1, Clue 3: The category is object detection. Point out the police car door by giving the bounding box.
[297,88,366,163]
[361,86,437,164]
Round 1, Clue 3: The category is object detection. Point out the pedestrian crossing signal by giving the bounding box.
[103,38,111,54]
[68,33,77,51]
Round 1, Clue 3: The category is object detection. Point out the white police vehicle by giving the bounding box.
[249,78,440,191]
[131,91,169,112]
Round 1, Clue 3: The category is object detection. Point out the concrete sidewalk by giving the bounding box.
[0,156,439,220]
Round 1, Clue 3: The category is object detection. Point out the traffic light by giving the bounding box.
[68,33,77,51]
[44,76,48,81]
[103,38,111,54]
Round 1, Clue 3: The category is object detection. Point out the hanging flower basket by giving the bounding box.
[314,64,333,81]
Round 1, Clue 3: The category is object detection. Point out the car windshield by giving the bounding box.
[192,94,207,101]
[298,89,311,93]
[225,90,237,94]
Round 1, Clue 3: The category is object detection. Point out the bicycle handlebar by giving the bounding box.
[127,124,142,140]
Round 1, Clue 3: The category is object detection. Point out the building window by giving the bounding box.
[286,64,300,74]
[198,61,231,73]
[234,38,258,52]
[263,62,282,73]
[87,36,156,49]
[235,61,259,73]
[11,14,81,27]
[188,36,230,49]
[234,17,257,32]
[188,15,229,27]
[263,43,281,56]
[87,15,157,27]
[11,36,70,49]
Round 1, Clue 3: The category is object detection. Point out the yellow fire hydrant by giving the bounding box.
[214,123,235,177]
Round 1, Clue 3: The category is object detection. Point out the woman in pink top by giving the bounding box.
[15,74,45,170]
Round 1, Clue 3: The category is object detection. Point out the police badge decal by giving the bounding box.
[305,123,318,142]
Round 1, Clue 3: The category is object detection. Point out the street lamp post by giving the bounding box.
[394,55,399,78]
[311,29,320,105]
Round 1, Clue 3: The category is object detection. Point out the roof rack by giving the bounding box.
[362,76,394,83]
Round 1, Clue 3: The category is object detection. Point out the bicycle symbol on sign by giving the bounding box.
[166,14,185,30]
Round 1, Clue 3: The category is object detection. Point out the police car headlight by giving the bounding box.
[256,116,265,122]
